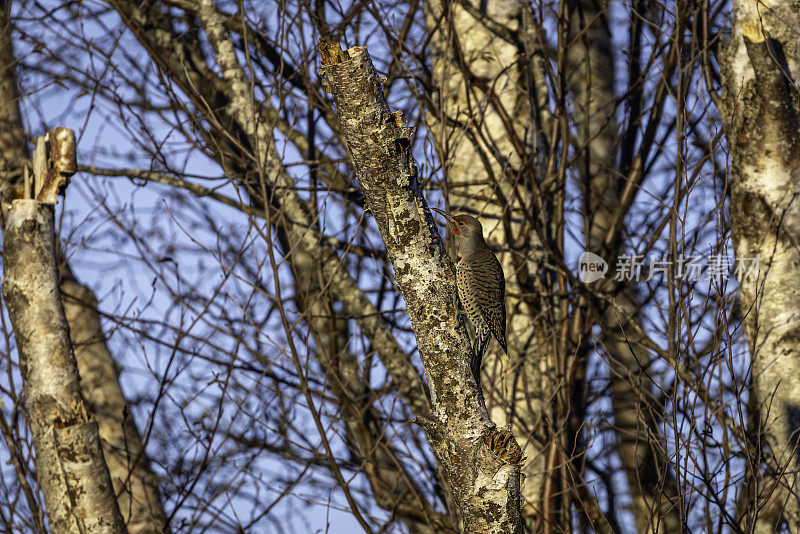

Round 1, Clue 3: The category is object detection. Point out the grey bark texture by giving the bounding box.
[0,8,169,531]
[722,0,800,531]
[2,198,126,534]
[319,41,524,533]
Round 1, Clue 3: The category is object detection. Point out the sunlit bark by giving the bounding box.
[723,0,800,530]
[0,5,168,531]
[4,195,125,534]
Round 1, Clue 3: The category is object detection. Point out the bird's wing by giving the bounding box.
[474,253,507,354]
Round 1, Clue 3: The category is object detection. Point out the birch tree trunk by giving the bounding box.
[3,184,125,533]
[59,269,170,534]
[723,0,800,530]
[320,41,524,533]
[0,7,169,531]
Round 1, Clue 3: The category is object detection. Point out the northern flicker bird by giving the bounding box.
[431,208,507,384]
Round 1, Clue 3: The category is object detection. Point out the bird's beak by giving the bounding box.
[429,207,460,235]
[429,207,453,221]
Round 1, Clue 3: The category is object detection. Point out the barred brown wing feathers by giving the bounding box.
[476,254,506,354]
[456,254,506,355]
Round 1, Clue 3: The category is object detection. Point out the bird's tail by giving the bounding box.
[498,335,507,355]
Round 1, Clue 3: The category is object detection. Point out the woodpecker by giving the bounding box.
[431,208,507,385]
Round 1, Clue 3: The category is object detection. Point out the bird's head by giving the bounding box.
[430,208,486,255]
[450,214,482,240]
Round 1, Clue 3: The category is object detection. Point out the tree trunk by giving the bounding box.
[59,268,170,534]
[723,0,800,530]
[3,196,125,534]
[320,41,524,533]
[0,0,26,200]
[0,7,169,531]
